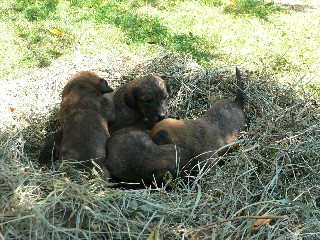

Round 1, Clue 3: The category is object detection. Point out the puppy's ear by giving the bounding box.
[100,78,113,93]
[152,130,172,145]
[124,87,138,108]
[165,82,171,95]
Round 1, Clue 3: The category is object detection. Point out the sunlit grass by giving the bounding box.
[0,0,319,82]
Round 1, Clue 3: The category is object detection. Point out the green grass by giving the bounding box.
[1,0,319,84]
[224,0,281,19]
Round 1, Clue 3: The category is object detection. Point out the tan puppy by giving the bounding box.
[58,71,115,172]
[108,73,170,133]
[149,67,245,159]
[105,127,193,186]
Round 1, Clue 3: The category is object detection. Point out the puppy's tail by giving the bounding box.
[234,67,244,109]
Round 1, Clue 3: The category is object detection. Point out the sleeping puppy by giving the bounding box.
[58,71,115,174]
[108,73,170,133]
[149,67,245,159]
[105,127,193,186]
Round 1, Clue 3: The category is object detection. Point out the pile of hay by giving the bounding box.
[0,51,319,239]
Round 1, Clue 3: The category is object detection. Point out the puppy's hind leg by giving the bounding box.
[38,130,62,169]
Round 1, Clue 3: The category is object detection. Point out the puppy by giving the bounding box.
[38,130,62,168]
[108,73,170,133]
[58,71,114,172]
[149,67,245,159]
[105,127,192,186]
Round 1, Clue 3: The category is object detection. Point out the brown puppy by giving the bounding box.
[108,73,170,133]
[38,130,62,168]
[105,127,192,186]
[58,71,115,172]
[149,67,245,159]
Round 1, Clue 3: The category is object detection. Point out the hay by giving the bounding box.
[0,51,319,239]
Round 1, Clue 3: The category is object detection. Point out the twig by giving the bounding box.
[176,215,287,233]
[212,215,286,225]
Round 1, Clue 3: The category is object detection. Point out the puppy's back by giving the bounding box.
[59,71,114,168]
[62,71,112,98]
[203,67,245,134]
[106,128,191,185]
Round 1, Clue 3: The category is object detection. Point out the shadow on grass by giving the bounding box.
[12,0,59,21]
[94,1,216,65]
[6,0,72,68]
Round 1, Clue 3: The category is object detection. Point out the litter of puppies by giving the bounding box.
[38,67,246,187]
[2,52,318,239]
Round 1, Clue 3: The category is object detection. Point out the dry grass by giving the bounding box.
[0,52,319,239]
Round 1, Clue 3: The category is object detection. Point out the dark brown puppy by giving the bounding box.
[108,73,170,133]
[38,130,62,168]
[58,71,115,172]
[149,67,245,159]
[105,127,192,186]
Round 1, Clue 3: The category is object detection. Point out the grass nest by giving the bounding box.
[0,52,319,239]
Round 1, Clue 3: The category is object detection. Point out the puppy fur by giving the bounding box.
[58,71,115,171]
[149,67,245,159]
[38,130,63,168]
[105,127,192,186]
[108,73,170,133]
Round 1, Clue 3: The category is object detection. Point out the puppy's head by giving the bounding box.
[65,71,113,95]
[149,118,184,145]
[124,74,170,123]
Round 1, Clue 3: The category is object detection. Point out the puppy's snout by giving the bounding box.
[157,112,167,121]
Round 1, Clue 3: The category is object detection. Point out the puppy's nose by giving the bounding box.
[157,113,166,121]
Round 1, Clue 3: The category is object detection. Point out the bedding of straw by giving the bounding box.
[0,51,319,239]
